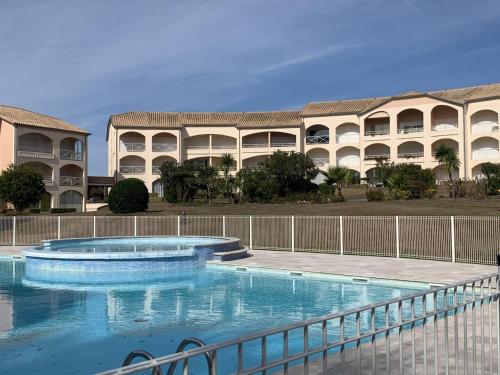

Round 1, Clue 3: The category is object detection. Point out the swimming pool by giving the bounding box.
[0,260,428,374]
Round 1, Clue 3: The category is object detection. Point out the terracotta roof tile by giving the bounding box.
[0,105,89,134]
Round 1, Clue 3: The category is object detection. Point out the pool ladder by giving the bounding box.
[122,337,214,375]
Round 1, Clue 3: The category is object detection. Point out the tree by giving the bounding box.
[321,166,350,201]
[435,144,461,197]
[196,165,219,204]
[480,162,500,195]
[159,161,198,204]
[220,153,236,202]
[262,151,318,196]
[0,164,45,212]
[235,168,277,203]
[107,178,149,213]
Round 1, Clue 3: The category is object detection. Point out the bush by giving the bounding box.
[366,189,385,201]
[108,178,149,214]
[0,164,46,212]
[29,208,41,214]
[49,208,77,214]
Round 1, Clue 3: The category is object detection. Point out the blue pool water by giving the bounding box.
[0,260,426,374]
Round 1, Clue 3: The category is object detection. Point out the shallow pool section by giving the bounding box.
[0,260,428,375]
[23,236,242,283]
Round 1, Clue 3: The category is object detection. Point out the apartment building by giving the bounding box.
[0,105,89,211]
[106,83,500,193]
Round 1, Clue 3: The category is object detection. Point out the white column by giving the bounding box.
[222,215,226,237]
[291,216,295,252]
[451,216,455,263]
[12,216,16,246]
[339,216,343,255]
[249,215,253,250]
[57,216,61,239]
[395,216,400,258]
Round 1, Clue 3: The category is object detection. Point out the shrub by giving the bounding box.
[0,164,46,212]
[29,208,41,214]
[236,168,277,203]
[108,178,149,214]
[366,189,385,201]
[49,208,77,214]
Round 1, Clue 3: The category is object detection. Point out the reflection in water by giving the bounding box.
[0,260,424,375]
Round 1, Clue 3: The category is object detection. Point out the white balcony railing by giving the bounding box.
[472,123,499,134]
[364,129,390,136]
[336,134,359,144]
[43,177,54,187]
[398,152,424,159]
[397,126,423,134]
[311,158,329,167]
[152,166,161,174]
[432,118,458,131]
[364,153,390,160]
[122,143,145,152]
[242,143,268,148]
[472,148,500,161]
[60,149,83,161]
[212,145,237,150]
[120,166,145,174]
[152,143,177,152]
[186,145,209,150]
[18,146,54,159]
[271,142,296,148]
[305,135,329,144]
[60,176,84,186]
[432,150,459,158]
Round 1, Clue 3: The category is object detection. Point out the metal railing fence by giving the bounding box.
[1,215,499,265]
[97,272,500,375]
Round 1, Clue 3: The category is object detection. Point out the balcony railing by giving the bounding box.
[152,166,161,174]
[122,143,145,152]
[242,143,268,148]
[270,142,296,148]
[17,146,54,159]
[398,152,424,159]
[432,118,458,131]
[397,126,423,134]
[336,134,359,144]
[60,149,83,161]
[60,176,84,186]
[120,166,145,174]
[152,143,176,152]
[364,153,390,160]
[211,145,237,150]
[472,123,499,134]
[186,145,209,150]
[472,148,500,161]
[311,158,329,167]
[43,177,54,187]
[305,135,329,144]
[364,129,390,136]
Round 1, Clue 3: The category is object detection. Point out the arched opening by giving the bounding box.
[152,156,177,174]
[59,190,83,211]
[397,141,424,159]
[433,165,459,182]
[119,132,145,152]
[472,163,488,179]
[242,155,269,169]
[431,139,459,159]
[364,168,380,185]
[471,110,499,134]
[38,192,52,212]
[152,180,163,198]
[471,137,500,161]
[336,123,359,144]
[242,132,268,148]
[306,148,329,168]
[60,164,84,186]
[431,105,458,131]
[212,135,237,150]
[185,135,209,150]
[364,144,390,160]
[270,132,296,148]
[22,161,53,185]
[60,137,84,161]
[397,108,423,134]
[152,132,177,152]
[364,111,390,137]
[306,124,329,144]
[18,133,53,155]
[119,155,146,174]
[336,146,360,168]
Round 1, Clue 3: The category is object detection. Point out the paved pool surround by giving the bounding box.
[23,236,242,284]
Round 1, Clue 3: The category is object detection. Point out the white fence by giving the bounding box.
[0,215,499,264]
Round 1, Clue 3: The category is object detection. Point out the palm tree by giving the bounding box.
[322,166,350,201]
[220,153,236,201]
[435,144,461,197]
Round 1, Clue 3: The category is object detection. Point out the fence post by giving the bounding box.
[222,215,226,237]
[134,216,137,237]
[177,215,181,236]
[451,216,455,263]
[249,215,253,250]
[12,216,16,246]
[395,216,400,258]
[93,216,96,238]
[339,216,343,255]
[291,216,295,252]
[57,216,61,239]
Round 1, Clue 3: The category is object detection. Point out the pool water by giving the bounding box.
[0,260,426,374]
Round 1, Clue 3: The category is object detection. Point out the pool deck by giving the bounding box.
[221,250,496,285]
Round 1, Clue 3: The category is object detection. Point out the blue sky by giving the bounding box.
[1,0,500,175]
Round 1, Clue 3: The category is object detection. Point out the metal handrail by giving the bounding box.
[60,176,84,186]
[305,135,329,144]
[270,142,296,147]
[97,272,500,375]
[364,154,390,160]
[397,126,423,134]
[122,143,145,152]
[165,338,213,375]
[152,143,176,152]
[122,350,163,375]
[364,129,390,136]
[60,149,83,160]
[119,166,145,174]
[242,143,268,148]
[397,152,424,158]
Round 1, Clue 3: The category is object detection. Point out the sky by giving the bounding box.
[1,0,500,175]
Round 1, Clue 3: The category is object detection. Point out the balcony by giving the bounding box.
[242,143,268,148]
[43,177,55,187]
[152,143,176,152]
[186,145,209,150]
[122,143,145,152]
[311,158,329,167]
[120,166,145,174]
[270,142,296,148]
[431,117,458,132]
[18,146,54,159]
[398,152,424,159]
[152,166,161,174]
[472,124,499,135]
[397,123,423,135]
[364,153,390,161]
[60,176,84,186]
[336,134,359,144]
[306,135,329,144]
[60,149,83,161]
[365,129,390,137]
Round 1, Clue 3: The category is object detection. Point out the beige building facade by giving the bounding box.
[107,83,500,193]
[0,105,89,211]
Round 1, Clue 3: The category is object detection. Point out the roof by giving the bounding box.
[0,105,90,135]
[108,110,303,134]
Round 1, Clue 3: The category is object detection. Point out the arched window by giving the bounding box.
[59,191,83,211]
